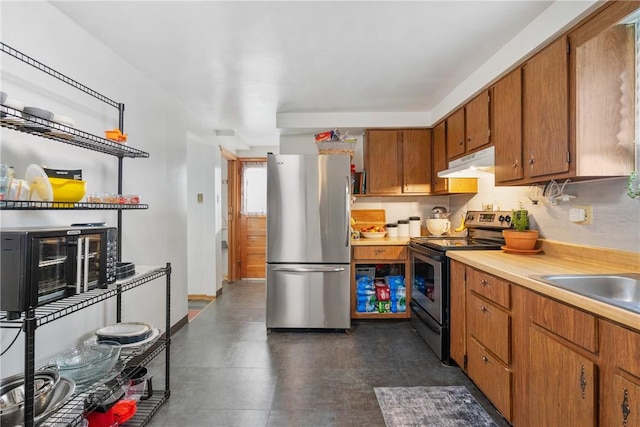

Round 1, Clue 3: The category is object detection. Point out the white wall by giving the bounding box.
[0,2,215,376]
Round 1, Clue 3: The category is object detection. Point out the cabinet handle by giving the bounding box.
[480,279,490,286]
[621,388,630,425]
[479,305,489,313]
[459,140,464,146]
[529,155,535,165]
[482,355,489,363]
[579,365,587,399]
[512,159,519,169]
[374,249,386,254]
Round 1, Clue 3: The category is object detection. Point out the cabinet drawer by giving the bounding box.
[468,337,512,422]
[467,292,510,363]
[466,268,511,309]
[530,292,597,353]
[353,246,407,260]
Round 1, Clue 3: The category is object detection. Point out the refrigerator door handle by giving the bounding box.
[271,266,346,273]
[345,176,350,247]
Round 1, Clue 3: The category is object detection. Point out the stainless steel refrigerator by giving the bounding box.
[266,153,351,330]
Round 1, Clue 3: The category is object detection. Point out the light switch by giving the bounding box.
[197,193,204,203]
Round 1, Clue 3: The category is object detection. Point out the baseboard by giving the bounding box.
[171,314,189,334]
[188,294,216,301]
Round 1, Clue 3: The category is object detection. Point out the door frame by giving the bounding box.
[220,146,239,283]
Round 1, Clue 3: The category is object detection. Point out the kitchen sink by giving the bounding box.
[527,273,640,314]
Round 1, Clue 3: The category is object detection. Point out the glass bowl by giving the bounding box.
[48,341,121,387]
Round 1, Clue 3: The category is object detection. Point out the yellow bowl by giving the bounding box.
[48,178,86,202]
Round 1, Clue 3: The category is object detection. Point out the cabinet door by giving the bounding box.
[446,108,465,160]
[493,69,523,183]
[465,90,490,152]
[600,319,640,427]
[401,129,431,193]
[432,121,448,193]
[365,130,401,194]
[522,36,570,179]
[449,259,466,368]
[528,327,597,427]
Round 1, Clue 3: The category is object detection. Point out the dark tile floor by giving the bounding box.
[146,280,511,427]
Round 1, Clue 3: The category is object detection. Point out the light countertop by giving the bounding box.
[447,243,640,331]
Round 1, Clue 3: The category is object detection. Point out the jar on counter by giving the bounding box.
[397,220,409,237]
[409,216,421,237]
[386,223,398,238]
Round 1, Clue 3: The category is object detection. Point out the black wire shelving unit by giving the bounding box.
[0,42,171,427]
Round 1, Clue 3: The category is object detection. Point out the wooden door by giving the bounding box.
[449,260,466,369]
[446,107,465,160]
[493,69,523,184]
[239,215,266,279]
[522,36,570,179]
[528,327,597,427]
[465,90,490,152]
[238,159,266,279]
[432,121,448,193]
[365,129,401,194]
[401,129,431,193]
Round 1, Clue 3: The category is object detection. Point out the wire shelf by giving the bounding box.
[0,200,149,211]
[0,266,168,328]
[1,42,120,110]
[0,106,148,158]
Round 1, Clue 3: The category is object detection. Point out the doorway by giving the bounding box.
[221,148,267,281]
[238,159,267,279]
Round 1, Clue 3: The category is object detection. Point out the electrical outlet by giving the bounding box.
[197,193,204,203]
[569,206,592,224]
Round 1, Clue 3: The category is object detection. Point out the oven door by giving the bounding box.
[410,247,446,324]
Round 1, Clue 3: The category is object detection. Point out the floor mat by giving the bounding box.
[374,385,497,427]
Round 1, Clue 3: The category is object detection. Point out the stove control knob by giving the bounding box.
[498,215,505,222]
[504,215,511,223]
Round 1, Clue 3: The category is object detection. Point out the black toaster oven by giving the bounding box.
[0,226,117,319]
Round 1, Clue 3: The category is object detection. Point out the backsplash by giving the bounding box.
[356,174,640,253]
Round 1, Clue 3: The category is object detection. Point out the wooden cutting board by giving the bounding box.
[352,209,386,231]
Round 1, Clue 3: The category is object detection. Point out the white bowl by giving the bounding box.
[361,231,387,239]
[425,219,450,236]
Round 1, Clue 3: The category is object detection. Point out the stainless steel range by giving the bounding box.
[409,210,513,364]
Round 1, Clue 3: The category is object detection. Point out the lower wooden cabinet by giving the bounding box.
[451,261,640,427]
[527,326,597,427]
[351,245,410,319]
[600,320,640,427]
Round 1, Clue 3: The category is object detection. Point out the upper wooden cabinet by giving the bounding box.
[568,1,638,178]
[522,36,570,180]
[446,107,465,160]
[364,128,431,195]
[465,90,491,152]
[493,69,523,184]
[493,1,638,186]
[446,90,491,161]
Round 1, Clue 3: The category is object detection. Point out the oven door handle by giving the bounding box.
[83,237,89,292]
[75,237,83,295]
[410,302,441,335]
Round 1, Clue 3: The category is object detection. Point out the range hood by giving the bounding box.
[437,146,495,178]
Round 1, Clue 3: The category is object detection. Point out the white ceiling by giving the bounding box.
[51,1,554,150]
